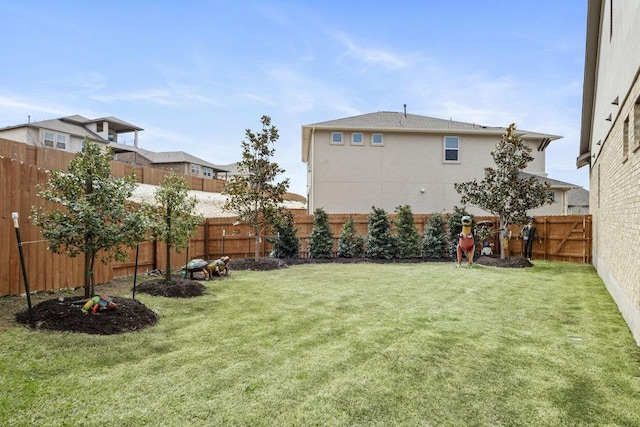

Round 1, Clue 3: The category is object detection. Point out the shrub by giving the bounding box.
[308,208,334,258]
[366,206,396,259]
[337,216,365,258]
[268,210,301,258]
[423,213,449,258]
[394,205,421,258]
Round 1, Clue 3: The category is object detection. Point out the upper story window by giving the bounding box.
[44,131,54,147]
[443,136,460,162]
[56,134,67,149]
[331,132,343,145]
[191,164,201,174]
[203,167,213,178]
[42,130,68,150]
[351,133,363,145]
[372,133,384,146]
[548,190,557,202]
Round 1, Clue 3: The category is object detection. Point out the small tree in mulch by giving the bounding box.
[267,210,301,258]
[454,123,554,259]
[394,205,421,258]
[31,138,147,298]
[366,206,396,259]
[222,115,290,260]
[423,213,449,259]
[142,173,202,283]
[308,208,334,258]
[337,216,365,258]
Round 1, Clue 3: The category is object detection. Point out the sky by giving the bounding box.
[0,1,589,196]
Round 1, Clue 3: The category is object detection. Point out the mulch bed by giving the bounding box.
[13,255,531,335]
[15,296,157,335]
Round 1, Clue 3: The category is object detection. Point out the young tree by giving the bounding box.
[308,208,334,258]
[422,213,449,259]
[223,115,290,259]
[337,216,365,258]
[394,205,421,258]
[143,173,202,283]
[454,123,553,259]
[32,139,147,297]
[267,210,301,258]
[366,206,396,259]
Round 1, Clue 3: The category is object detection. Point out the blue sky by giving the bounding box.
[0,1,588,196]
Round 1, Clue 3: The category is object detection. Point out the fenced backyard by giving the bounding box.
[1,139,591,296]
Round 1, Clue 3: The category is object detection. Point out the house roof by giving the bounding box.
[1,115,143,143]
[567,188,590,207]
[109,142,228,172]
[302,111,561,162]
[519,172,582,190]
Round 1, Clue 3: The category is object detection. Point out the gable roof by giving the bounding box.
[1,115,143,143]
[519,172,581,190]
[109,142,228,172]
[302,111,561,162]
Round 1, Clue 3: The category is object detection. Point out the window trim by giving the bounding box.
[371,133,384,146]
[634,96,640,151]
[351,132,364,145]
[191,163,201,175]
[443,136,460,163]
[331,132,343,145]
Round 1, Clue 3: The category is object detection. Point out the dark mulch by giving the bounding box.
[135,277,207,298]
[229,255,532,271]
[15,296,157,335]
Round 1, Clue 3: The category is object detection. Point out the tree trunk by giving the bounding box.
[165,207,172,282]
[84,252,92,298]
[254,230,260,260]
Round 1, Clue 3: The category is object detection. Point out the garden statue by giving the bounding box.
[205,256,230,280]
[72,294,117,314]
[457,215,475,268]
[183,259,210,279]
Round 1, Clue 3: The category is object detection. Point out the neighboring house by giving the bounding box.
[567,188,590,214]
[302,111,576,215]
[0,114,230,181]
[578,0,640,343]
[0,115,142,153]
[110,143,229,180]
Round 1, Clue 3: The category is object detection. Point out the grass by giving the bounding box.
[1,261,640,426]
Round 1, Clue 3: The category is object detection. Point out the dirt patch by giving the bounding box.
[15,296,157,335]
[473,256,533,268]
[135,277,207,298]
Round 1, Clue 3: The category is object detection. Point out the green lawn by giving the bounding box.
[1,261,639,426]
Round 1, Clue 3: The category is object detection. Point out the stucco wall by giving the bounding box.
[309,128,554,215]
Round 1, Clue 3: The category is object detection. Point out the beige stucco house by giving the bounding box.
[578,0,640,343]
[302,111,578,215]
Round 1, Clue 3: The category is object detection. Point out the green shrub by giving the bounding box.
[308,208,334,258]
[337,216,365,258]
[366,206,396,259]
[268,210,301,258]
[394,205,421,258]
[423,213,449,258]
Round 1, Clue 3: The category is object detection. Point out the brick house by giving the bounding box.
[578,0,640,343]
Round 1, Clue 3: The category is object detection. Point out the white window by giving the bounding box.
[203,167,213,177]
[191,164,201,174]
[331,132,343,145]
[548,190,557,202]
[372,133,384,146]
[44,131,54,147]
[444,136,459,162]
[56,134,67,150]
[351,133,363,145]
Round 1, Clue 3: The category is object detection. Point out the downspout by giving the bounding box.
[309,127,315,213]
